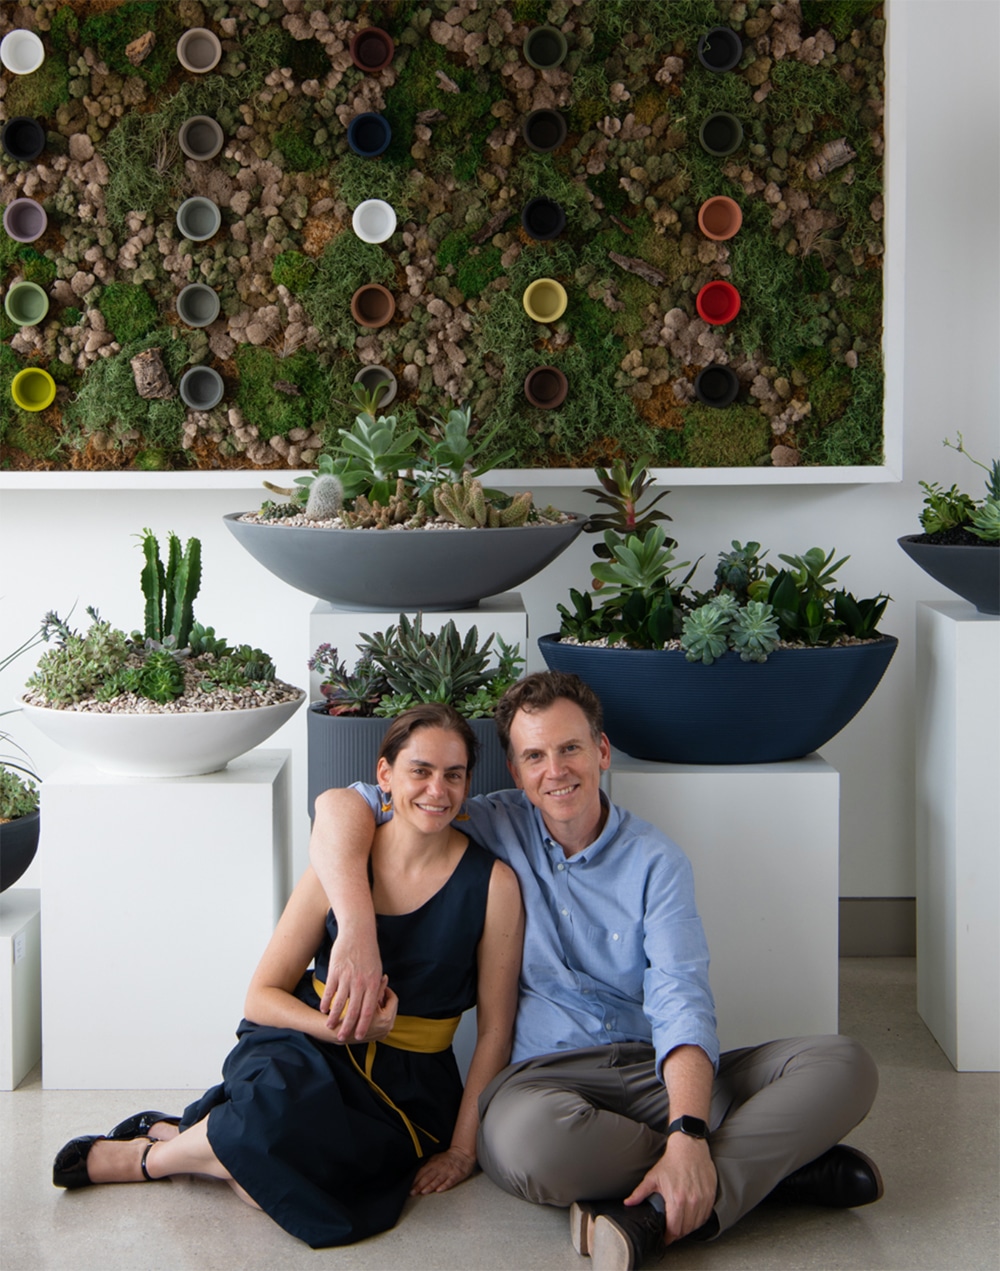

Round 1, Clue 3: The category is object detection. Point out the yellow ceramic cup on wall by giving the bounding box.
[11,367,56,411]
[522,278,567,324]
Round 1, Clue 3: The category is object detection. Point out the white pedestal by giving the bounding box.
[309,592,529,700]
[606,753,840,1052]
[0,888,41,1090]
[41,751,293,1090]
[915,602,1000,1072]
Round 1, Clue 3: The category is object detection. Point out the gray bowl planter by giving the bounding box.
[897,535,999,615]
[223,512,587,610]
[538,633,898,765]
[1,809,40,892]
[307,706,514,818]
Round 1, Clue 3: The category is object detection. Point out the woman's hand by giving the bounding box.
[410,1146,477,1195]
[328,978,399,1044]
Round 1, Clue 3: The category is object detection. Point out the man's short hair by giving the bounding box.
[494,670,604,757]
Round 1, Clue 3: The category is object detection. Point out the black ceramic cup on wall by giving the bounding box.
[1,117,45,162]
[521,197,566,241]
[522,109,567,153]
[697,26,742,72]
[694,364,740,408]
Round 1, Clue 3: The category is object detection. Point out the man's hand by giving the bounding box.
[320,941,387,1042]
[410,1146,476,1195]
[624,1135,717,1245]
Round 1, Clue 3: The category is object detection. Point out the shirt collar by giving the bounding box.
[532,792,622,863]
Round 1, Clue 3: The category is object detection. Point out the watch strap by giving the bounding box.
[666,1115,709,1140]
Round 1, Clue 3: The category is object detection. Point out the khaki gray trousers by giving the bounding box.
[476,1034,878,1235]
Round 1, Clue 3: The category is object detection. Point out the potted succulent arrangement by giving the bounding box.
[1,627,46,892]
[20,529,304,778]
[897,435,999,615]
[224,388,586,610]
[306,613,523,816]
[538,460,897,764]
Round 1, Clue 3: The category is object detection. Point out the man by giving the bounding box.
[310,671,882,1270]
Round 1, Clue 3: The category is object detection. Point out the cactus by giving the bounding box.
[139,529,201,649]
[340,479,417,529]
[304,473,343,522]
[497,491,533,527]
[139,528,166,642]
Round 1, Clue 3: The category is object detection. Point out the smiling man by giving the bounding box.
[310,671,882,1271]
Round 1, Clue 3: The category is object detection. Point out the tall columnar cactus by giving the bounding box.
[139,529,202,648]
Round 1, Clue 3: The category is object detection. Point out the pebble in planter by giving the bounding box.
[3,198,47,243]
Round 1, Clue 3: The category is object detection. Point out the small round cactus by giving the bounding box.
[304,474,343,521]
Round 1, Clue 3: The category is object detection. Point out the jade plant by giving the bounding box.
[257,387,553,530]
[309,613,524,719]
[23,530,295,711]
[556,462,891,663]
[918,435,1000,543]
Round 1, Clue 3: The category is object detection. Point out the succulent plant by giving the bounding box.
[582,457,675,561]
[0,767,38,822]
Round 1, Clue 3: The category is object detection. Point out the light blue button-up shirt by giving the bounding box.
[350,783,719,1076]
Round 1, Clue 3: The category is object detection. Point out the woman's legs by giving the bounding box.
[84,1118,261,1208]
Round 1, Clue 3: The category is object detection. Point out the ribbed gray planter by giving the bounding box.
[307,706,513,818]
[223,512,586,610]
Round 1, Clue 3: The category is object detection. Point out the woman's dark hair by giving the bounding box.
[377,703,478,773]
[493,671,604,757]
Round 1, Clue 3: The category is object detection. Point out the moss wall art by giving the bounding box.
[0,0,886,474]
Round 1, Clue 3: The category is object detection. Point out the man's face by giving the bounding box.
[506,698,611,847]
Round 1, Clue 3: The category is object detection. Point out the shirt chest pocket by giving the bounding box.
[581,923,646,993]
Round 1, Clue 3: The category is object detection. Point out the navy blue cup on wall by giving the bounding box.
[347,112,392,158]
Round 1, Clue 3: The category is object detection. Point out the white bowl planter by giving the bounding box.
[22,696,304,778]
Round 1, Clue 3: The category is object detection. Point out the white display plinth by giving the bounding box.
[41,751,292,1090]
[915,602,1000,1072]
[0,888,41,1090]
[309,593,528,700]
[606,753,840,1052]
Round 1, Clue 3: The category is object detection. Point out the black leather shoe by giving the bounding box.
[53,1135,105,1189]
[569,1199,663,1270]
[766,1145,884,1209]
[107,1110,180,1141]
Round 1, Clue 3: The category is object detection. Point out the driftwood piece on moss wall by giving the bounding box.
[0,0,886,474]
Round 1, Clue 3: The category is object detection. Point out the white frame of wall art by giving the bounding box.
[0,2,904,490]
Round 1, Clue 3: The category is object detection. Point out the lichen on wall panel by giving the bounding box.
[0,0,885,472]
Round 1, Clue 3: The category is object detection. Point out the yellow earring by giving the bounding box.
[379,789,392,813]
[455,800,470,822]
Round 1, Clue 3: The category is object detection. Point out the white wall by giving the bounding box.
[2,1,997,900]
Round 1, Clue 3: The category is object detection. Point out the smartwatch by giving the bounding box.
[666,1115,709,1140]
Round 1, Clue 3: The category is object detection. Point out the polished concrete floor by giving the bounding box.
[2,959,997,1271]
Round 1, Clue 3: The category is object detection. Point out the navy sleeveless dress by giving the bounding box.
[179,840,496,1248]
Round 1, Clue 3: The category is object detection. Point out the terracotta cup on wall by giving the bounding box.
[349,27,394,73]
[3,198,48,243]
[176,28,222,73]
[351,284,395,328]
[1,117,46,162]
[11,367,56,411]
[696,281,741,325]
[523,278,568,324]
[698,196,742,241]
[524,366,569,410]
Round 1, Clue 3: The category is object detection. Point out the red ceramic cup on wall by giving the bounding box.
[696,281,741,325]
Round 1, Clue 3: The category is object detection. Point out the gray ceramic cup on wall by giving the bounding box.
[179,366,224,411]
[3,198,47,243]
[178,116,224,161]
[176,196,221,241]
[176,283,220,327]
[176,28,222,73]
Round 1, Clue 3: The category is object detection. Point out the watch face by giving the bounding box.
[670,1115,708,1139]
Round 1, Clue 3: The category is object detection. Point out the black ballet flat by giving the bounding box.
[52,1135,105,1189]
[107,1110,181,1141]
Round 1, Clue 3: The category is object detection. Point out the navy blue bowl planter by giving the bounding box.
[897,536,999,615]
[0,809,40,892]
[306,708,514,819]
[537,634,898,765]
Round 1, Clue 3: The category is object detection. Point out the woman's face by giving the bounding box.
[376,726,471,833]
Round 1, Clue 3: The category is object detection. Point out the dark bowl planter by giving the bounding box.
[307,707,514,819]
[1,809,40,892]
[898,535,1000,615]
[537,634,898,765]
[224,512,587,611]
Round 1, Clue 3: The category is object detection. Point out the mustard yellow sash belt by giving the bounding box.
[311,975,460,1157]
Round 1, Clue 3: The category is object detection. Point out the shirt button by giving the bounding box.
[561,908,569,916]
[612,933,619,941]
[605,1022,613,1031]
[556,863,565,871]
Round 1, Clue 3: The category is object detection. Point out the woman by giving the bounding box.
[52,704,524,1248]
